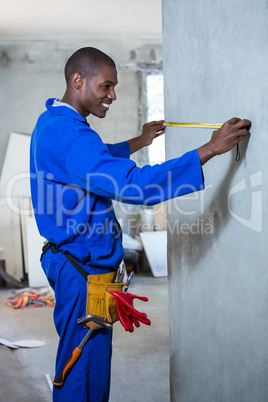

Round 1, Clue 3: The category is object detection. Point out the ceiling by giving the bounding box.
[0,0,162,40]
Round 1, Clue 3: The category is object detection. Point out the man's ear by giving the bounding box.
[72,73,83,90]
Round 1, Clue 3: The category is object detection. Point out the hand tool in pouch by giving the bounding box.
[124,271,134,292]
[53,315,112,387]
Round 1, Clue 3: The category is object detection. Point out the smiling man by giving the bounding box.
[30,47,250,402]
[61,50,118,118]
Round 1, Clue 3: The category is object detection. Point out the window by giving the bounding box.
[146,74,165,165]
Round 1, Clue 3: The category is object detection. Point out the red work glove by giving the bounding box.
[113,297,136,332]
[116,298,143,332]
[112,293,150,332]
[110,291,151,332]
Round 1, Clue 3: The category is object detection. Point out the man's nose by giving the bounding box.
[108,88,117,101]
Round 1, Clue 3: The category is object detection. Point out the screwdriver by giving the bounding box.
[124,272,134,292]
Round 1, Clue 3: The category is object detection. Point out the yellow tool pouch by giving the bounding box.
[40,242,124,324]
[86,271,124,324]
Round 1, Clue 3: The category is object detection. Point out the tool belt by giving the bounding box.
[86,272,124,323]
[41,241,124,324]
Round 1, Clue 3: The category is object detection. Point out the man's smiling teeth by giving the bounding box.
[102,103,110,109]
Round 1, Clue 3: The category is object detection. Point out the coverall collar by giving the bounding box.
[46,98,90,125]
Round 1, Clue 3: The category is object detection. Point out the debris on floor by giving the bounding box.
[45,373,53,392]
[0,337,45,349]
[3,287,55,309]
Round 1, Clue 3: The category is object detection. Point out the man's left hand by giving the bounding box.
[140,120,166,146]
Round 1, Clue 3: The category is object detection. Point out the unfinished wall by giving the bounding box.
[163,1,268,401]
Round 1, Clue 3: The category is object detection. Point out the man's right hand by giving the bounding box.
[198,117,251,165]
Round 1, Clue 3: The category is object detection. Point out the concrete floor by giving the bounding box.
[0,274,170,402]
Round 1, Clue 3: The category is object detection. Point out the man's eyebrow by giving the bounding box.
[102,79,118,85]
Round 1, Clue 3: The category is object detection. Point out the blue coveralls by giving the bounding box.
[30,98,205,401]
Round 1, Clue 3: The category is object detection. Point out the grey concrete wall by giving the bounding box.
[0,38,162,172]
[163,1,268,401]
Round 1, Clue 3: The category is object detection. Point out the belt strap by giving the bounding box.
[41,241,89,280]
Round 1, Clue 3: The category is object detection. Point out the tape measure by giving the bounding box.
[165,121,241,161]
[165,122,222,129]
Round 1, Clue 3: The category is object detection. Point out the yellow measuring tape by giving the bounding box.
[165,121,241,161]
[165,122,222,129]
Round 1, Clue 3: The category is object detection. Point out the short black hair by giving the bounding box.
[64,47,116,84]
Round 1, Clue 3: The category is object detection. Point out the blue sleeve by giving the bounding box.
[66,133,204,205]
[106,142,130,159]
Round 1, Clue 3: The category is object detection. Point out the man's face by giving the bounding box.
[78,64,118,118]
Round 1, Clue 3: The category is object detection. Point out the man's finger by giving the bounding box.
[226,117,241,125]
[237,128,250,139]
[148,120,166,127]
[155,129,165,137]
[235,119,251,130]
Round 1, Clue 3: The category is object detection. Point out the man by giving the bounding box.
[30,47,250,401]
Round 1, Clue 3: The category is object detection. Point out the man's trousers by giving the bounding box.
[42,249,113,402]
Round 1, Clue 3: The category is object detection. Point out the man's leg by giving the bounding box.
[42,250,113,402]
